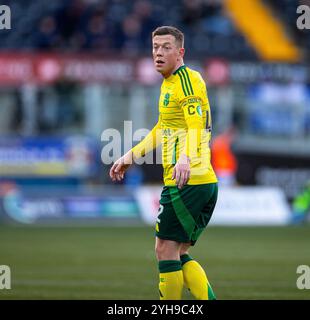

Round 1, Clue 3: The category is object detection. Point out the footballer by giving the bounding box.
[110,26,218,300]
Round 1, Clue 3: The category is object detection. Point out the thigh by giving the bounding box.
[155,184,218,244]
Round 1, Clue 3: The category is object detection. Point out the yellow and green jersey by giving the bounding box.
[132,65,217,186]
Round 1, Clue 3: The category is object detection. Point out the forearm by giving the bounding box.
[131,120,162,160]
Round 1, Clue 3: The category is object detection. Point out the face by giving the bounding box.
[152,34,184,77]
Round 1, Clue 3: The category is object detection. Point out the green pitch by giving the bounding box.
[0,225,309,300]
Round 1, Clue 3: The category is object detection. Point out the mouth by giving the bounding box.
[155,59,165,67]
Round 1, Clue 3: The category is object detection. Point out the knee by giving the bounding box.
[155,239,180,261]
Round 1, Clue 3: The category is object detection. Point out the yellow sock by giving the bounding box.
[181,254,216,300]
[158,260,183,300]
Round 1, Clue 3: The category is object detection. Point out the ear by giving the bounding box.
[179,47,185,59]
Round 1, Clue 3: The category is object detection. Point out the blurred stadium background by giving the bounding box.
[0,0,310,299]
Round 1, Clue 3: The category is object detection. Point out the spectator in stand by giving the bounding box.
[35,16,61,49]
[133,0,160,49]
[55,0,88,49]
[117,14,143,54]
[84,12,112,50]
[181,0,205,27]
[181,0,233,50]
[201,0,233,35]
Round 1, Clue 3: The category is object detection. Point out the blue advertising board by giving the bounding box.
[0,186,140,224]
[0,136,98,178]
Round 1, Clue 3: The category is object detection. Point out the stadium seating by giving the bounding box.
[2,0,308,61]
[0,0,257,60]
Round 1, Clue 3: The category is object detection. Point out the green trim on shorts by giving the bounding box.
[169,187,196,238]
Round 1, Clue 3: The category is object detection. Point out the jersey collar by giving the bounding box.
[172,64,186,75]
[165,64,186,82]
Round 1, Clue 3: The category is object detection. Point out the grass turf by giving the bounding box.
[0,225,309,300]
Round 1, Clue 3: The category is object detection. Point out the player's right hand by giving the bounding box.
[109,151,133,182]
[172,153,191,189]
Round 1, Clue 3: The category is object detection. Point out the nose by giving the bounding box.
[156,47,163,56]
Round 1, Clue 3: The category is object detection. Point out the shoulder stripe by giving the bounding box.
[177,71,189,96]
[180,69,191,97]
[184,68,194,95]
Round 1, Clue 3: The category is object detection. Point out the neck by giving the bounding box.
[163,60,184,78]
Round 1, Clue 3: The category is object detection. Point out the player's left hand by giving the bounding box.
[172,154,190,189]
